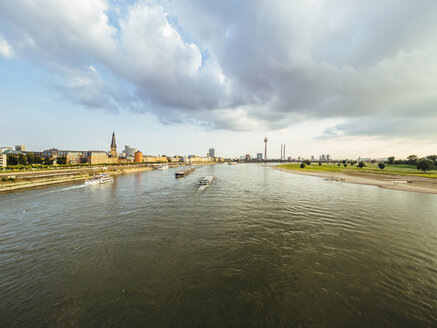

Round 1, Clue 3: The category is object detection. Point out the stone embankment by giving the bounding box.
[0,164,155,193]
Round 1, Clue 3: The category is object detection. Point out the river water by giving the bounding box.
[1,164,436,327]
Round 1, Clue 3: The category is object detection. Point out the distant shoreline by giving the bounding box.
[275,166,437,195]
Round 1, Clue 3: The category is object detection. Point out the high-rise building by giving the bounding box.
[124,145,137,158]
[110,132,117,158]
[311,155,315,161]
[15,145,26,151]
[208,148,215,158]
[245,154,251,160]
[326,154,331,161]
[257,153,263,160]
[264,136,268,159]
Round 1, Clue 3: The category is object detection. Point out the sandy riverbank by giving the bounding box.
[275,166,437,195]
[0,165,154,193]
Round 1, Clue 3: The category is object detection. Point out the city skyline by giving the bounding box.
[1,1,437,159]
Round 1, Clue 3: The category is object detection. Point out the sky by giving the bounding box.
[1,0,437,159]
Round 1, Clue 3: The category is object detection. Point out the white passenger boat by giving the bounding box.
[157,164,169,170]
[197,176,214,190]
[85,173,114,185]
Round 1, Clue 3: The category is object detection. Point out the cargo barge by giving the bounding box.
[175,167,195,178]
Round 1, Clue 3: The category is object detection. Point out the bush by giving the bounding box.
[343,163,347,167]
[302,160,311,165]
[1,177,6,182]
[337,163,341,166]
[358,161,366,168]
[378,163,385,170]
[300,163,306,168]
[318,162,322,166]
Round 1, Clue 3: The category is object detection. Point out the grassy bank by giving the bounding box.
[278,163,437,178]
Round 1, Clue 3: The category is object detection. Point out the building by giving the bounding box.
[257,153,263,160]
[311,156,315,161]
[41,148,59,158]
[0,147,12,153]
[326,154,331,161]
[0,153,6,167]
[264,136,268,159]
[87,151,109,165]
[208,148,215,158]
[110,132,117,158]
[143,155,167,163]
[245,154,251,160]
[15,145,26,151]
[125,145,137,158]
[66,152,83,164]
[134,151,143,163]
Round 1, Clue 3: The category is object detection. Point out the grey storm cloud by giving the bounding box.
[1,0,437,135]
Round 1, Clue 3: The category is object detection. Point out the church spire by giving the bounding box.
[111,131,116,149]
[110,131,117,158]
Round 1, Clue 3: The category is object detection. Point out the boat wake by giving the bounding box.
[47,184,86,193]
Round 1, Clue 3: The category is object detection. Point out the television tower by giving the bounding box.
[264,136,268,160]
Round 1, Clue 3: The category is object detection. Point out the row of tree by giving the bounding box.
[387,155,437,165]
[6,154,67,166]
[300,158,434,172]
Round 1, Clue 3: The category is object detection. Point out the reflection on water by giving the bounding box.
[1,164,436,327]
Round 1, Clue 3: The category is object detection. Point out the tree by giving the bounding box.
[343,163,347,167]
[34,155,43,164]
[26,153,35,164]
[318,161,322,166]
[337,163,341,166]
[370,159,377,164]
[426,155,437,164]
[358,161,366,168]
[18,153,27,165]
[43,157,54,165]
[407,155,418,165]
[7,155,18,166]
[57,156,67,165]
[302,160,311,165]
[300,163,306,168]
[378,163,385,170]
[342,160,347,165]
[416,159,434,173]
[388,156,395,164]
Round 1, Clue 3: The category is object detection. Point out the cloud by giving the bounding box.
[1,0,437,136]
[0,35,13,58]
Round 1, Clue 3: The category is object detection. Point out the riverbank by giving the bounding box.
[276,164,437,194]
[0,165,155,193]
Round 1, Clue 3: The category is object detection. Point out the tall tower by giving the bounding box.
[264,136,268,160]
[110,131,117,158]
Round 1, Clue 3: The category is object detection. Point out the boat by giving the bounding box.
[175,167,195,178]
[85,173,114,185]
[197,176,214,190]
[228,161,237,165]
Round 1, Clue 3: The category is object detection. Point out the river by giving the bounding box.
[1,164,436,327]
